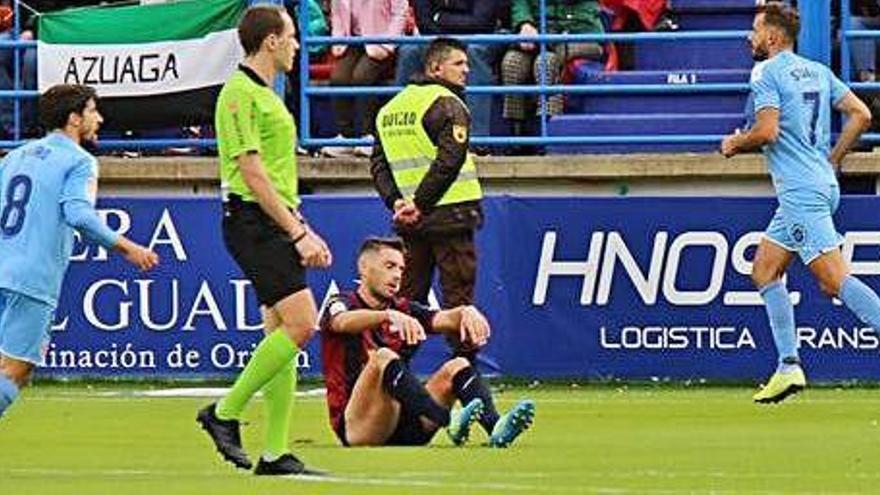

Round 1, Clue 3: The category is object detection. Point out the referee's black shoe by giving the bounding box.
[254,453,325,476]
[196,403,253,470]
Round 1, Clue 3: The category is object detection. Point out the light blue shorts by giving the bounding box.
[0,288,53,365]
[764,185,844,265]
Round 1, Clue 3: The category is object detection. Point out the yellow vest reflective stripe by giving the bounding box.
[376,84,482,206]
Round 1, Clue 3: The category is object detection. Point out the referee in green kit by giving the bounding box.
[196,4,331,476]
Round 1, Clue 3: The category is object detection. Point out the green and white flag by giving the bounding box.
[38,0,246,129]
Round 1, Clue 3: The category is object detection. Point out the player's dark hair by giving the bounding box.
[424,37,467,71]
[238,4,286,56]
[39,84,97,131]
[759,2,800,44]
[358,237,405,259]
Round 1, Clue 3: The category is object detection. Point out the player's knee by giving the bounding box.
[818,278,842,298]
[261,308,282,333]
[0,363,32,388]
[441,357,471,378]
[279,323,315,349]
[373,348,400,368]
[750,265,779,288]
[344,432,380,447]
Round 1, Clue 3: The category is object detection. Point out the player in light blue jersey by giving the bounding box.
[722,3,879,403]
[0,84,159,420]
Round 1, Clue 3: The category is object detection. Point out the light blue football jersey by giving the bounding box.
[750,50,850,193]
[0,133,99,306]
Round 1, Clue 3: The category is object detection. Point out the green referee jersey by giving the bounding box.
[216,66,299,208]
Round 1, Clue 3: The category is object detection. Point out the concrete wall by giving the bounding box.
[97,152,880,197]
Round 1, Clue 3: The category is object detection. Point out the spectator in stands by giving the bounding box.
[0,1,109,137]
[850,0,880,82]
[321,0,408,158]
[600,0,677,32]
[285,0,327,152]
[395,0,508,149]
[0,0,36,136]
[285,0,328,58]
[501,0,604,134]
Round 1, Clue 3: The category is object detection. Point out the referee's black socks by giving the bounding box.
[452,365,501,435]
[382,358,450,427]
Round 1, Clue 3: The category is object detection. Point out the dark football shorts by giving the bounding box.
[222,195,307,307]
[385,404,437,446]
[334,405,437,447]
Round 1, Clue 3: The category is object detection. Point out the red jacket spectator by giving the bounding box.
[601,0,668,31]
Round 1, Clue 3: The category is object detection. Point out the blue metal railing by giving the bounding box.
[0,6,36,148]
[299,7,753,149]
[841,1,880,143]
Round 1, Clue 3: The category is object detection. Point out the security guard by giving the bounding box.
[371,36,482,325]
[371,37,500,436]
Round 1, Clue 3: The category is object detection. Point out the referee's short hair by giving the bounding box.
[238,4,286,56]
[424,37,467,71]
[39,84,97,131]
[358,237,405,260]
[759,2,800,45]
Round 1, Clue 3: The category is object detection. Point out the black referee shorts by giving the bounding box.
[222,196,307,307]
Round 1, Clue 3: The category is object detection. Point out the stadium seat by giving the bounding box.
[546,113,745,154]
[547,1,756,153]
[668,0,757,10]
[633,40,753,70]
[676,12,753,30]
[566,69,749,114]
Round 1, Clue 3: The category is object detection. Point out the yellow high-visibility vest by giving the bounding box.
[376,84,482,205]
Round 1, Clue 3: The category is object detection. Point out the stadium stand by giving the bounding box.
[547,0,756,154]
[0,0,873,155]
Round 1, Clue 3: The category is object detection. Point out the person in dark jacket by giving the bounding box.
[394,0,508,144]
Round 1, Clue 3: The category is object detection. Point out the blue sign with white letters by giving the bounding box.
[44,196,880,381]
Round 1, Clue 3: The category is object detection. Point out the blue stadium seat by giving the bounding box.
[566,69,749,115]
[676,12,753,31]
[569,68,750,85]
[567,92,745,115]
[668,0,756,11]
[541,0,755,153]
[633,40,753,70]
[546,113,744,154]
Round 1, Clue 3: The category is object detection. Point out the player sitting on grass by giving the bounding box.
[320,236,535,447]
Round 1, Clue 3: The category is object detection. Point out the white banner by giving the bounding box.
[37,29,244,97]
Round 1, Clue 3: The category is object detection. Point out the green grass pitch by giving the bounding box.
[1,384,879,494]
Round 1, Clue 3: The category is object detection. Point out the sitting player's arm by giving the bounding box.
[829,91,872,168]
[328,309,393,334]
[329,307,426,345]
[412,97,470,213]
[430,305,491,348]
